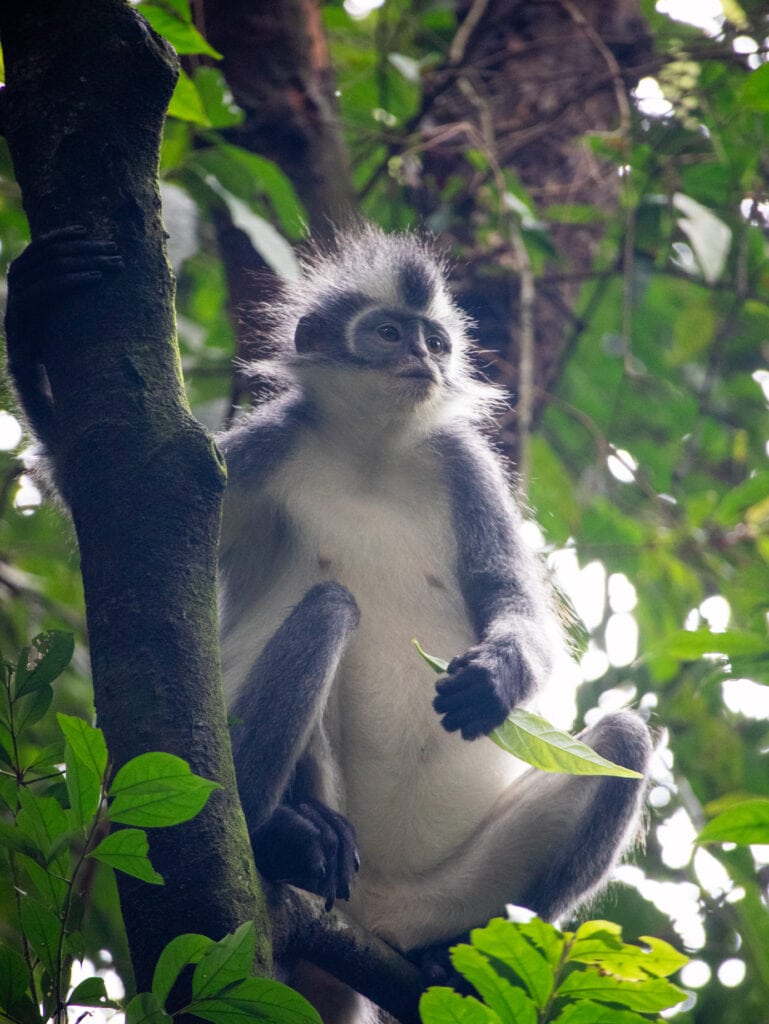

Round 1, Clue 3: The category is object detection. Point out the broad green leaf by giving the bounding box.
[568,920,622,956]
[89,829,163,884]
[741,62,769,112]
[0,774,17,811]
[556,969,685,1012]
[153,933,214,1007]
[516,919,565,968]
[68,976,121,1009]
[491,710,642,778]
[413,645,640,778]
[190,145,306,237]
[713,471,769,525]
[193,922,255,998]
[0,823,44,861]
[553,1001,650,1024]
[450,946,537,1024]
[192,67,244,129]
[413,639,449,673]
[108,752,219,827]
[20,898,61,977]
[138,5,221,57]
[569,923,688,980]
[63,741,101,828]
[697,798,769,845]
[16,789,69,868]
[659,629,768,660]
[203,181,300,281]
[57,714,108,779]
[0,724,14,768]
[168,69,212,126]
[15,632,74,697]
[470,919,553,1009]
[191,978,323,1024]
[634,938,689,978]
[419,987,501,1024]
[0,943,30,1009]
[126,991,173,1024]
[66,931,86,963]
[14,684,53,733]
[17,854,68,912]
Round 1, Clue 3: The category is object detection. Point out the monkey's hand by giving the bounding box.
[433,638,535,740]
[6,226,123,448]
[6,225,123,340]
[250,799,359,911]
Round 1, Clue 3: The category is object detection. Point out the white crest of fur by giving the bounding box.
[244,225,506,424]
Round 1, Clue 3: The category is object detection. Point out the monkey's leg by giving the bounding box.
[229,581,360,908]
[364,711,651,951]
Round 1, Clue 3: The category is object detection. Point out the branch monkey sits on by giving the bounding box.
[6,225,651,1024]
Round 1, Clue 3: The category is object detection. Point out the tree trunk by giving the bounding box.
[0,0,269,989]
[203,0,356,237]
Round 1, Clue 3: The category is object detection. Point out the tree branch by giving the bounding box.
[271,887,423,1024]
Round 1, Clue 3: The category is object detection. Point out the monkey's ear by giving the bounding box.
[295,312,327,353]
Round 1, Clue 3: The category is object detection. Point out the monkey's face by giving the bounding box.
[347,308,454,397]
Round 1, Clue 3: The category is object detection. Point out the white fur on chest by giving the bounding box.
[257,431,521,874]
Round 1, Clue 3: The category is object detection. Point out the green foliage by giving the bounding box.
[414,642,640,778]
[419,917,687,1024]
[698,797,769,845]
[0,635,313,1024]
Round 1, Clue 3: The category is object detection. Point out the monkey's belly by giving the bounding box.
[330,614,527,879]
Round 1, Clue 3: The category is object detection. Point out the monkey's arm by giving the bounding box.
[4,227,122,453]
[434,431,556,740]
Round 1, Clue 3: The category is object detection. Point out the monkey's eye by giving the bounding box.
[426,336,446,354]
[377,324,400,342]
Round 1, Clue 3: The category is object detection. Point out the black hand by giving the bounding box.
[433,639,531,740]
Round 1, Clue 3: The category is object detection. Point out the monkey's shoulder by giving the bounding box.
[219,391,313,490]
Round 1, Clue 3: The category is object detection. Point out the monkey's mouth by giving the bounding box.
[396,368,436,382]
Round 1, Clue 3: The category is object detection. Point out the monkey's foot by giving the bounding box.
[251,799,359,911]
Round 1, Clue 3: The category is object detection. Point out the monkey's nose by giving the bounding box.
[407,326,429,360]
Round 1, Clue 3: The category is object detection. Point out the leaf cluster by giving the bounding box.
[420,918,688,1024]
[0,633,314,1024]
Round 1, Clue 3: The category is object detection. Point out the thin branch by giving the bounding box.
[448,0,491,66]
[270,887,423,1024]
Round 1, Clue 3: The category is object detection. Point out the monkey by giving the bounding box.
[5,225,651,1024]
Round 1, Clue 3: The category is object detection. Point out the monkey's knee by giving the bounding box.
[579,711,652,779]
[296,581,360,635]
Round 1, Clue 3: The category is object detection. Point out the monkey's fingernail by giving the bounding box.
[324,894,335,912]
[353,852,361,872]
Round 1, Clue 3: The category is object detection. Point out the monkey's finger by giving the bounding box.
[10,271,118,310]
[433,681,489,715]
[298,801,341,909]
[439,703,497,740]
[335,817,360,895]
[435,666,491,698]
[447,648,483,673]
[10,238,120,279]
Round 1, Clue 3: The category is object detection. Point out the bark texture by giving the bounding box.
[202,0,356,236]
[0,0,268,988]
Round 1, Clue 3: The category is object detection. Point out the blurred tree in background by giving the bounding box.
[1,1,769,1021]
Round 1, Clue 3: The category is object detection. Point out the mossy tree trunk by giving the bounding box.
[0,0,269,989]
